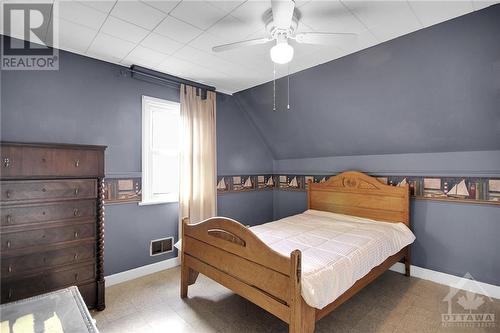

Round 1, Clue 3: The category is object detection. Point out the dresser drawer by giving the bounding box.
[45,262,96,290]
[1,222,95,252]
[2,242,95,277]
[1,263,96,303]
[1,179,97,202]
[1,200,96,227]
[1,145,103,178]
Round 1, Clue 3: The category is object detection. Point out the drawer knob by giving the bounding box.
[6,215,12,224]
[74,253,79,260]
[42,188,47,192]
[74,187,80,196]
[6,190,11,198]
[74,231,79,238]
[8,289,12,300]
[75,159,80,167]
[6,240,11,248]
[73,209,80,216]
[3,158,10,168]
[8,265,12,273]
[74,273,79,281]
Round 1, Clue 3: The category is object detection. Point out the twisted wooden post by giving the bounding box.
[96,177,106,310]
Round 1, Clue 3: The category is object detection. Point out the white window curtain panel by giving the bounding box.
[179,84,217,234]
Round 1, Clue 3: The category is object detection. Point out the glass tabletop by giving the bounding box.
[0,286,98,333]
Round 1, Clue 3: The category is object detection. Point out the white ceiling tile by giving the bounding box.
[57,0,108,30]
[87,32,136,62]
[155,56,206,78]
[207,14,262,42]
[101,16,149,43]
[207,0,245,13]
[122,45,168,68]
[141,0,181,14]
[471,1,500,11]
[332,30,378,53]
[58,18,98,53]
[169,0,228,30]
[189,32,229,53]
[173,46,230,70]
[214,42,274,73]
[408,1,473,27]
[154,15,203,43]
[299,0,368,33]
[111,0,166,30]
[77,0,117,13]
[141,32,184,54]
[230,0,270,28]
[342,1,422,42]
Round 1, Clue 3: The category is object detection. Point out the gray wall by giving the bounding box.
[235,4,500,159]
[0,44,274,274]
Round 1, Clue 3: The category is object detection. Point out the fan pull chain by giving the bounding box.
[273,63,276,111]
[287,64,290,110]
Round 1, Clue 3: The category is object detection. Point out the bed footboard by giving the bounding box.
[180,217,315,333]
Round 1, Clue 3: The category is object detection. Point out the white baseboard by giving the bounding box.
[105,256,180,287]
[390,263,500,299]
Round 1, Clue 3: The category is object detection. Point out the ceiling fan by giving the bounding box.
[212,0,357,64]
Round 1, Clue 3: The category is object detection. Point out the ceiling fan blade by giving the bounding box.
[271,0,295,29]
[212,37,272,52]
[294,32,357,45]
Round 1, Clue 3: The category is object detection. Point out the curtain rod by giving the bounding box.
[128,65,216,92]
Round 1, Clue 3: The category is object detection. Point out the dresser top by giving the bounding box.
[1,142,107,151]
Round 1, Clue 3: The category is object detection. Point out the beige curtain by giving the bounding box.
[179,84,217,232]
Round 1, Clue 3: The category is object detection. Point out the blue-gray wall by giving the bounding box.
[0,45,273,274]
[216,93,275,226]
[235,4,500,159]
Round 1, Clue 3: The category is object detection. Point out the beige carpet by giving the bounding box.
[91,267,499,333]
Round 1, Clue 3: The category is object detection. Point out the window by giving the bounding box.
[141,96,180,204]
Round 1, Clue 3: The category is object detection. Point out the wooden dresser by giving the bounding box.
[0,142,106,310]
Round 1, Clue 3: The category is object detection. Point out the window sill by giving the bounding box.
[138,200,178,206]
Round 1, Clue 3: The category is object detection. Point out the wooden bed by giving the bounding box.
[180,171,411,332]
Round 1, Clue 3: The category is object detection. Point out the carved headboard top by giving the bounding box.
[307,171,410,226]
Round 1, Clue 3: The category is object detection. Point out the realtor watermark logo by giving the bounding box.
[441,273,496,329]
[1,2,59,70]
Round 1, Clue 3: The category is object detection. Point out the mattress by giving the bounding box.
[249,209,416,309]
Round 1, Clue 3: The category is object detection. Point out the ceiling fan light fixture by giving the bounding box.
[270,39,294,64]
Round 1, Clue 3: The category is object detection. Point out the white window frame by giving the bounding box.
[140,95,180,205]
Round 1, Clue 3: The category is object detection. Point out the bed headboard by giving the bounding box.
[307,171,410,226]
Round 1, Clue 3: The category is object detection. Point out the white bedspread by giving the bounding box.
[249,210,416,309]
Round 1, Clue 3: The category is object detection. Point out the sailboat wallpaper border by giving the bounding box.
[216,174,500,205]
[103,177,142,205]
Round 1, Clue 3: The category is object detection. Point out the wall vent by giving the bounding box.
[150,237,173,256]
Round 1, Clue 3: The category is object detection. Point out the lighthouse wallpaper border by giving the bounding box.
[216,174,500,205]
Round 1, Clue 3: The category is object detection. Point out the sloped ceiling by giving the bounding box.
[235,5,500,159]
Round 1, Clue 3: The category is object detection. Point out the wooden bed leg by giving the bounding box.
[180,260,189,298]
[404,246,411,277]
[290,250,316,333]
[290,298,316,333]
[180,217,200,298]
